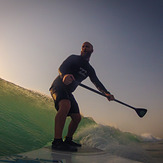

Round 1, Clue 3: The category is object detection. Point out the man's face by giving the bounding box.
[81,42,93,61]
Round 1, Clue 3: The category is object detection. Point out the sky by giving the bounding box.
[0,0,163,138]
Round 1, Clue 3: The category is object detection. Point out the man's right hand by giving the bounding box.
[62,74,75,85]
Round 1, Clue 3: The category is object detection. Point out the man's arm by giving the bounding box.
[89,67,114,101]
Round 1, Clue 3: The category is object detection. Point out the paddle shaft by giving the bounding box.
[79,83,136,111]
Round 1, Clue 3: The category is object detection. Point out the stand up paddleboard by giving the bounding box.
[0,145,142,163]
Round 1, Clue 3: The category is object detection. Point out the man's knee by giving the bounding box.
[71,114,81,124]
[58,99,71,115]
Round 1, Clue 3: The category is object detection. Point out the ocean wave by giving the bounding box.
[75,124,141,149]
[75,124,150,162]
[0,78,159,162]
[141,133,162,142]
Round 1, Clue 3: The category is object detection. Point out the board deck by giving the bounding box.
[0,145,142,163]
[49,146,105,155]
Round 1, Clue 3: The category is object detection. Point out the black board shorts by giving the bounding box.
[50,86,80,116]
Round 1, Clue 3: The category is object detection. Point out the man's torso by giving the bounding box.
[50,55,94,93]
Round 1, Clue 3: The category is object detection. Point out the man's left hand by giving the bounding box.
[105,93,115,101]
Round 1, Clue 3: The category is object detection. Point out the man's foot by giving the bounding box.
[64,137,82,147]
[52,139,77,152]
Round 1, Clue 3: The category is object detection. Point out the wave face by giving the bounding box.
[0,78,96,156]
[0,78,56,156]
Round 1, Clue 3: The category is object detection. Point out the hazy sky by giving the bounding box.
[0,0,163,138]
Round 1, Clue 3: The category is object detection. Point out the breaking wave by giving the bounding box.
[141,133,162,142]
[75,124,151,162]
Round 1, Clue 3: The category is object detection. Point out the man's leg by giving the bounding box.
[64,113,82,147]
[67,113,81,138]
[52,99,77,152]
[55,99,71,139]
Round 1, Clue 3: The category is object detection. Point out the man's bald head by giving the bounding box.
[81,42,94,61]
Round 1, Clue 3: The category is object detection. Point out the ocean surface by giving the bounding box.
[0,78,163,163]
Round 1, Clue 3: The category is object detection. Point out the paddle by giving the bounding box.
[78,83,147,118]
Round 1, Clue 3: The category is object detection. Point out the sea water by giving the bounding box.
[0,78,163,163]
[75,124,163,163]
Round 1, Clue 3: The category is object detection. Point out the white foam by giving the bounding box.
[75,124,150,162]
[141,133,162,142]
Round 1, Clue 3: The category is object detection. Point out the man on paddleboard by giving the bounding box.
[49,42,114,152]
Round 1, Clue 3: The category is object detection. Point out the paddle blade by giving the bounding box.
[135,108,147,118]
